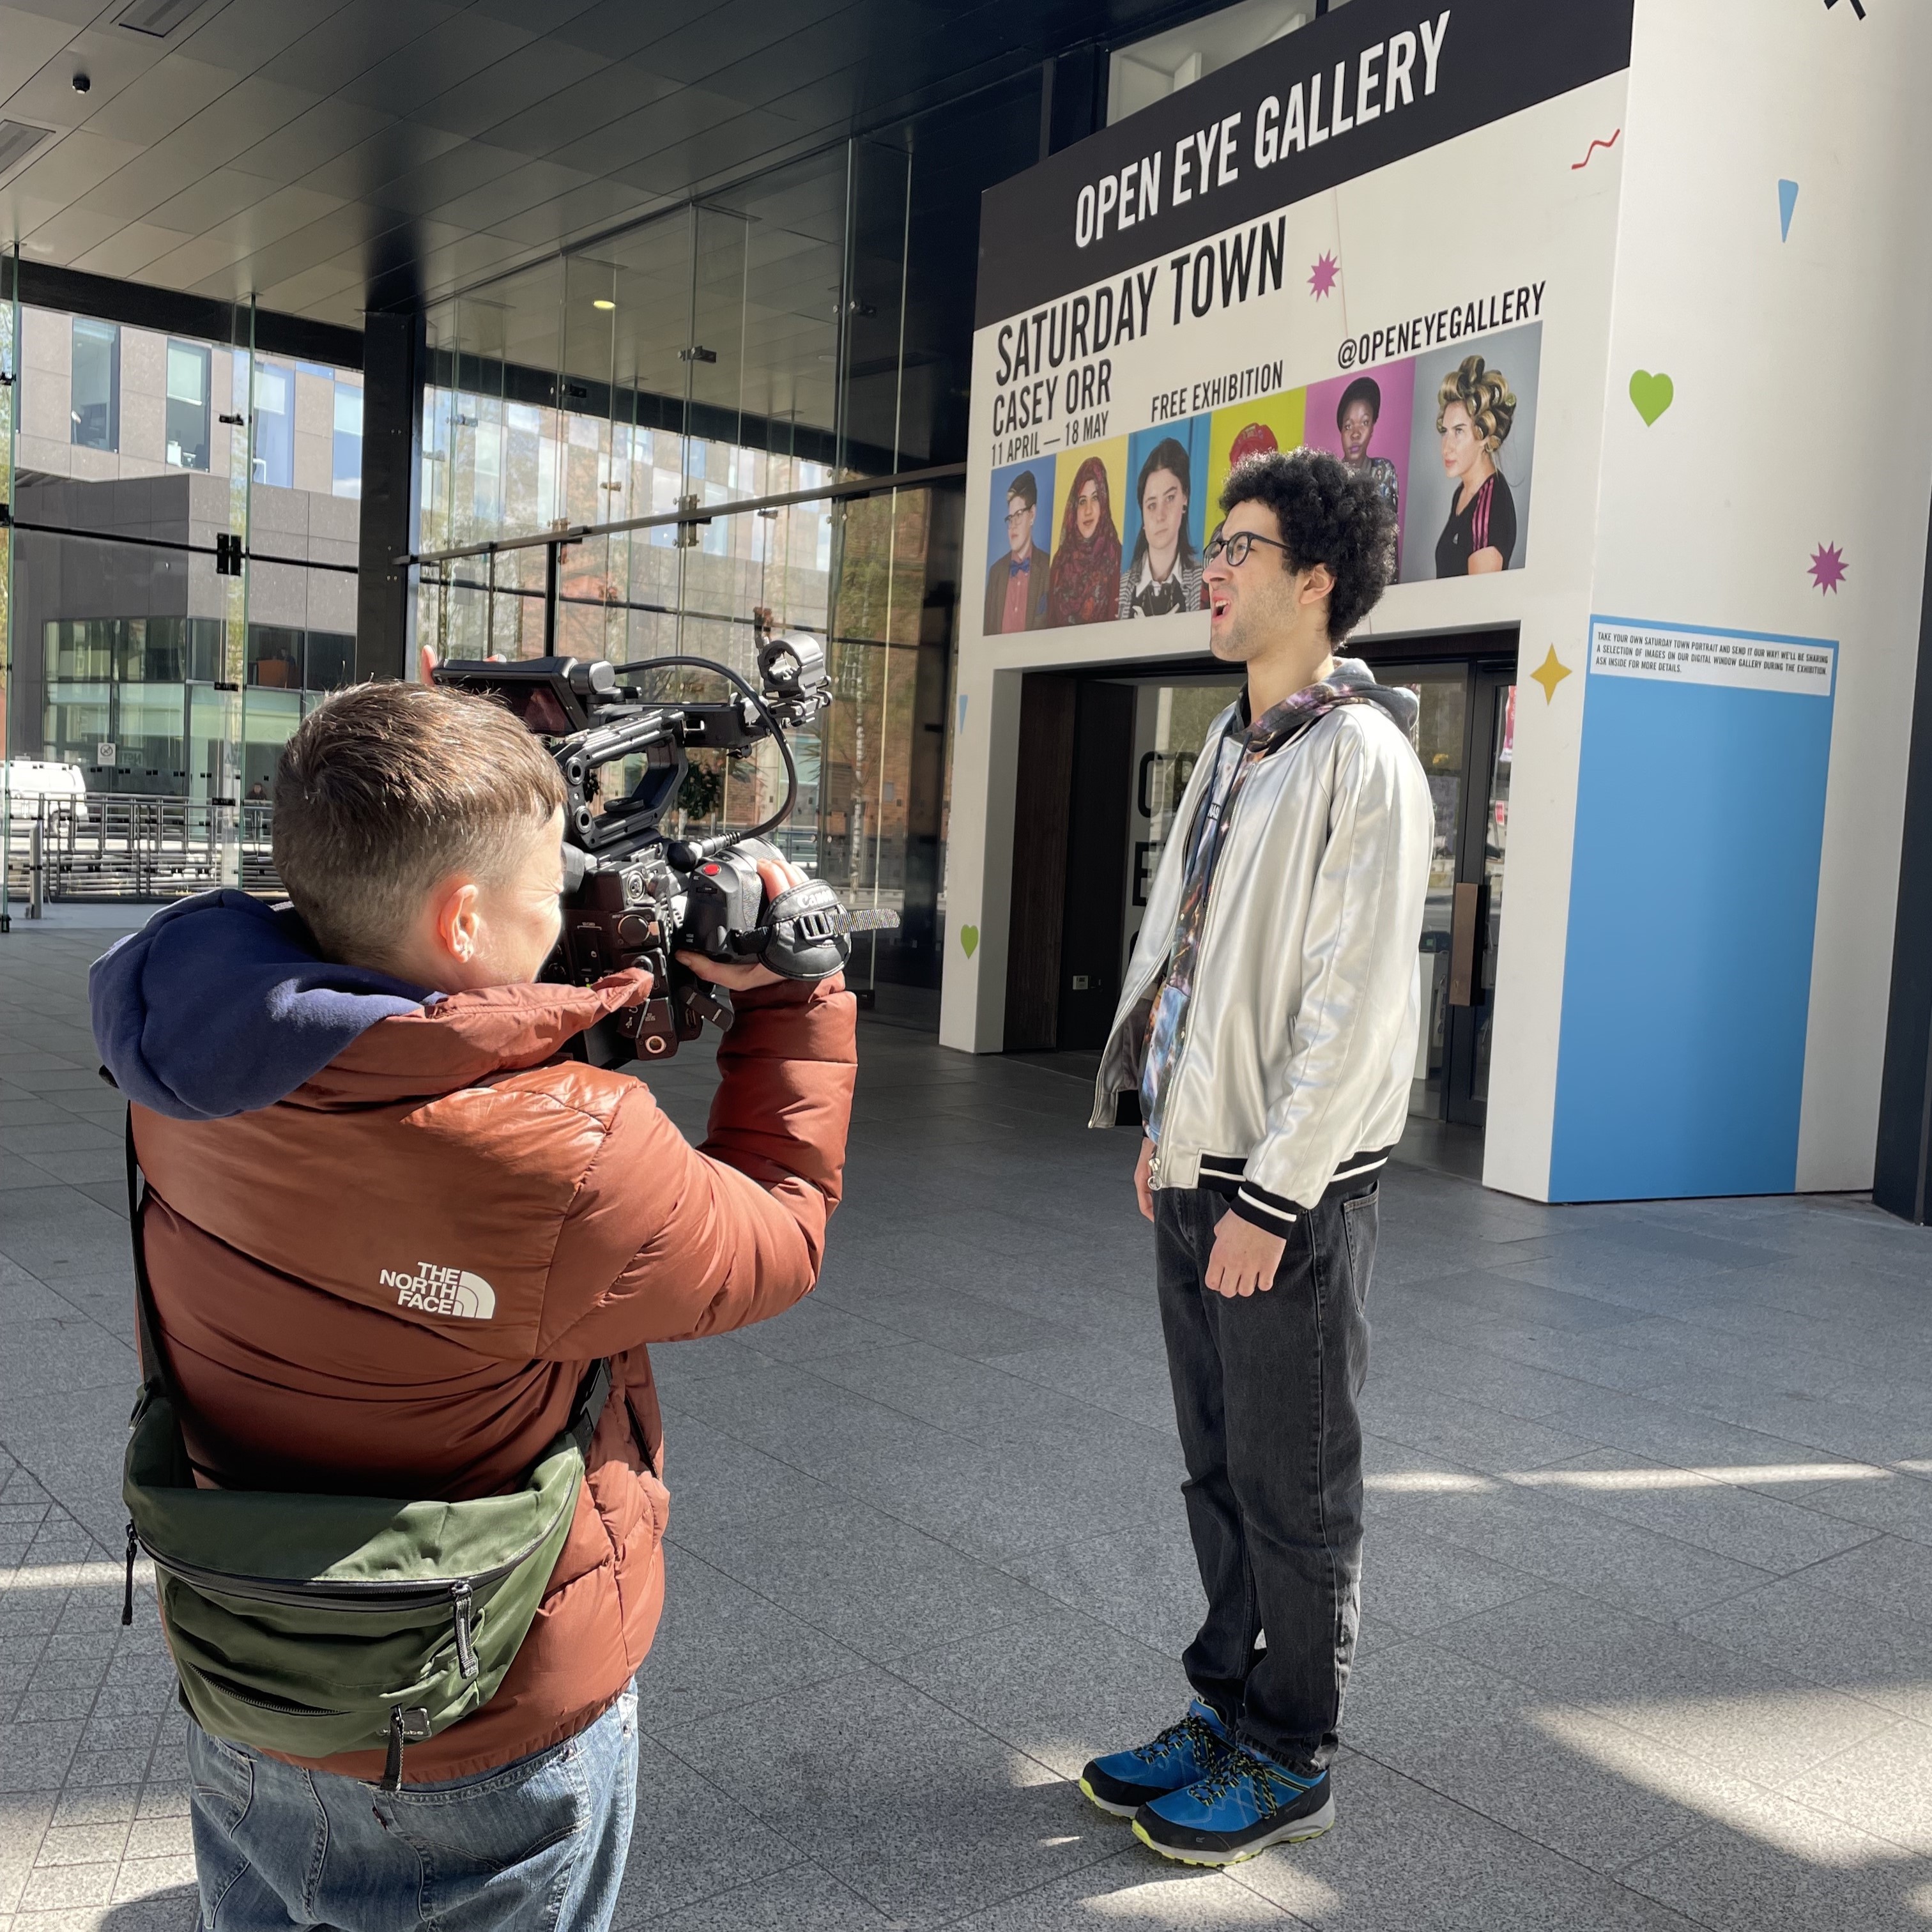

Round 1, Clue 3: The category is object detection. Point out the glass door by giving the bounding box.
[1379,659,1514,1126]
[1380,664,1466,1117]
[1450,671,1514,1124]
[1119,674,1244,982]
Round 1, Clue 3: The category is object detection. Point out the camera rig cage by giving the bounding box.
[433,611,894,1067]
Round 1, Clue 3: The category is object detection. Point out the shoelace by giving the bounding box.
[1131,1712,1227,1768]
[1188,1744,1314,1808]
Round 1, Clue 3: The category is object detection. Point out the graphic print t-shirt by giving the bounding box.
[1434,470,1517,577]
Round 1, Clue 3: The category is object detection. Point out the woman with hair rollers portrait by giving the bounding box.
[1048,455,1124,626]
[1432,355,1518,576]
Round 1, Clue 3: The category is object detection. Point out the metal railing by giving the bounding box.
[2,793,282,912]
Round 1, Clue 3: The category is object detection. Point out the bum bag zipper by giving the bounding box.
[128,1522,517,1678]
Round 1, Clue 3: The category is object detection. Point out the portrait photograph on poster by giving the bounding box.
[983,457,1057,634]
[1206,389,1308,514]
[1120,417,1212,620]
[1048,440,1128,627]
[1303,360,1418,567]
[1403,321,1544,582]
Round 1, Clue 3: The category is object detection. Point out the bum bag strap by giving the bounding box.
[124,1108,179,1407]
[569,1359,613,1450]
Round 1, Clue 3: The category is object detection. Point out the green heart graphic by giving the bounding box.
[960,924,980,958]
[1629,370,1674,427]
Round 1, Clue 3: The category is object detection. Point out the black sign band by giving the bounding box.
[976,0,1634,327]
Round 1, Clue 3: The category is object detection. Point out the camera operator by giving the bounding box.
[90,680,855,1932]
[1081,449,1430,1865]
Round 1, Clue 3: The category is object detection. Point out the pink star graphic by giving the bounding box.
[1308,252,1339,299]
[1809,542,1847,594]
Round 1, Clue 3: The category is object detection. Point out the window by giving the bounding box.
[247,625,303,689]
[1107,0,1331,123]
[305,632,354,690]
[332,382,363,498]
[252,361,293,488]
[71,318,120,451]
[165,340,211,471]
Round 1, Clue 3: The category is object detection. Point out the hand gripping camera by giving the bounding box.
[434,613,896,1067]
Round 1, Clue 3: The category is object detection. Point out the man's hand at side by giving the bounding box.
[1134,1137,1155,1222]
[1206,1211,1287,1298]
[676,859,807,992]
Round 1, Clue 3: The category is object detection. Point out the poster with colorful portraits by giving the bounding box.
[982,457,1058,634]
[1119,417,1212,622]
[1402,321,1543,583]
[1206,390,1307,518]
[1046,439,1128,627]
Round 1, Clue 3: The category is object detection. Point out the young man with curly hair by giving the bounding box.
[1083,448,1432,1865]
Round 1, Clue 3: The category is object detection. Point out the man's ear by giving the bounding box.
[1301,562,1336,605]
[429,878,483,965]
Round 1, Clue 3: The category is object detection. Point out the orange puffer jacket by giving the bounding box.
[126,965,855,1782]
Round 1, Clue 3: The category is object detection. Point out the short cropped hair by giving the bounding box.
[1336,376,1382,428]
[273,681,564,965]
[1435,355,1516,453]
[1006,469,1038,511]
[1218,447,1396,641]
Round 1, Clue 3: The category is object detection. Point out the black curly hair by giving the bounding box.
[1218,446,1396,641]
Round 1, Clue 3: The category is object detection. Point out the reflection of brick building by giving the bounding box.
[5,304,363,801]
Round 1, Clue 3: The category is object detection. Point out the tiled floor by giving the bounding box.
[3,906,1931,1931]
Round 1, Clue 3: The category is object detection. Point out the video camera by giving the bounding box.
[434,610,895,1068]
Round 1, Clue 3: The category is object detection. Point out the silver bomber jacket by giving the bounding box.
[1089,661,1433,1233]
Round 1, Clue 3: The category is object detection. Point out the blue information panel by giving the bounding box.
[1551,617,1836,1200]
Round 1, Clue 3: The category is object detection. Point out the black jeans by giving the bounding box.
[1153,1180,1376,1773]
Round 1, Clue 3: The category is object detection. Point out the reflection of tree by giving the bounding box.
[820,491,931,897]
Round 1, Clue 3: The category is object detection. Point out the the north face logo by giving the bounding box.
[379,1262,496,1319]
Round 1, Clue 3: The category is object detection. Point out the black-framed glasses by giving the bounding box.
[1203,529,1292,567]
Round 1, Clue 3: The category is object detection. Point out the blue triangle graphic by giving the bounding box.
[1779,179,1798,243]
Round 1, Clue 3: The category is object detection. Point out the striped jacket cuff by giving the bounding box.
[1225,1180,1302,1238]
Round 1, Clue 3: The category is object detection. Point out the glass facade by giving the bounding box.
[0,56,1044,1025]
[416,139,975,1016]
[1,278,364,813]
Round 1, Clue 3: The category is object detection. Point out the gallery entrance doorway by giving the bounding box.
[1003,633,1517,1140]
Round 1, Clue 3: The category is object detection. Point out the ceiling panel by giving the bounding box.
[335,13,535,118]
[302,121,468,202]
[144,164,283,233]
[82,54,240,148]
[0,6,90,98]
[17,203,121,259]
[410,38,608,142]
[6,127,145,204]
[75,217,199,280]
[73,143,214,222]
[479,61,680,162]
[0,0,1142,335]
[175,0,353,73]
[256,0,461,97]
[225,96,397,183]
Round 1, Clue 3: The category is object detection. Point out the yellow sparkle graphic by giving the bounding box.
[1531,647,1572,703]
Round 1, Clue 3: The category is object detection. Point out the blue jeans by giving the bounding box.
[1154,1183,1376,1773]
[186,1687,638,1932]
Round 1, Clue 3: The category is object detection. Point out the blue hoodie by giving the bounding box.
[90,891,433,1123]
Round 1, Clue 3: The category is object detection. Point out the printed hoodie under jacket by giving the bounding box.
[91,890,856,1781]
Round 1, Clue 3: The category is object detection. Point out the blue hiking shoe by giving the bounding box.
[1133,1743,1334,1866]
[1078,1700,1232,1818]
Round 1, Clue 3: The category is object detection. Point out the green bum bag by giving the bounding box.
[119,1113,609,1791]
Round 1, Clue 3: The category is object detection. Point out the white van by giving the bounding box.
[1,760,92,826]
